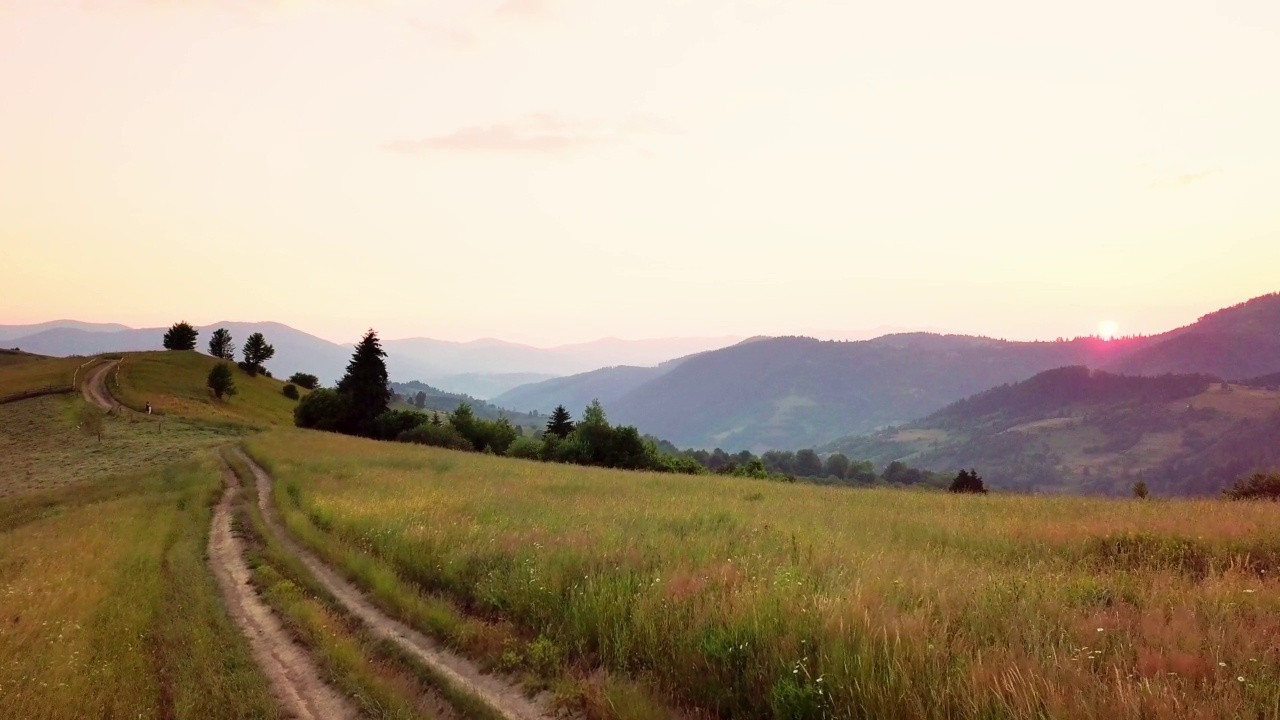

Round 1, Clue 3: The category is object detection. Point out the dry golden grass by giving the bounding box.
[0,454,279,719]
[0,354,92,397]
[0,394,231,498]
[249,428,1280,719]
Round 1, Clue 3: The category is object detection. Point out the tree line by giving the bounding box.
[168,320,991,492]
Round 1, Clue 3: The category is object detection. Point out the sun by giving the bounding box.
[1098,320,1118,341]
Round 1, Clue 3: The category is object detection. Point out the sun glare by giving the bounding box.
[1099,320,1118,340]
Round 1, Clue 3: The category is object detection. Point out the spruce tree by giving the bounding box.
[240,332,275,376]
[336,329,391,437]
[162,321,198,351]
[545,404,574,439]
[948,468,988,494]
[208,328,235,360]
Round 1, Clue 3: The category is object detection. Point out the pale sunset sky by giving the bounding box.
[2,1,1278,345]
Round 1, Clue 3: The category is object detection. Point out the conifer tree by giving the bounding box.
[162,321,198,351]
[948,468,988,494]
[240,332,275,376]
[336,329,390,437]
[545,404,575,439]
[208,328,235,360]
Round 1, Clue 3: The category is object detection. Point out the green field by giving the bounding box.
[0,352,93,398]
[114,350,303,427]
[249,429,1280,719]
[0,426,278,718]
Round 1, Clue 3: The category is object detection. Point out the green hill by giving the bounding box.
[114,351,303,428]
[825,366,1280,496]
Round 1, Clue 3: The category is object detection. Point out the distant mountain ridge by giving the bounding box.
[0,320,742,394]
[499,292,1280,452]
[823,366,1280,496]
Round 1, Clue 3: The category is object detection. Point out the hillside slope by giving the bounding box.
[825,366,1280,496]
[606,334,1139,451]
[493,364,674,415]
[114,351,304,427]
[588,293,1280,451]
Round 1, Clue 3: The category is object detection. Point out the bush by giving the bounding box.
[1132,480,1149,499]
[373,409,428,441]
[398,423,472,451]
[237,361,260,378]
[282,383,299,400]
[949,468,988,494]
[294,389,349,432]
[1224,471,1280,500]
[288,372,320,391]
[655,453,707,475]
[207,362,237,400]
[505,436,543,460]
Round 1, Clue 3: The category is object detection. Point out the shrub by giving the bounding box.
[505,436,543,460]
[1224,471,1280,500]
[397,423,472,451]
[373,409,428,441]
[288,372,320,391]
[282,383,299,400]
[293,389,349,432]
[1132,480,1149,499]
[949,469,987,494]
[207,362,237,400]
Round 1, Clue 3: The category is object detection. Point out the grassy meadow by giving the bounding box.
[0,394,232,498]
[114,350,303,427]
[0,352,95,398]
[0,449,278,718]
[249,428,1280,719]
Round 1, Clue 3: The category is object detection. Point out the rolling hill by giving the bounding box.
[823,366,1280,496]
[2,321,740,396]
[493,363,676,415]
[502,292,1280,452]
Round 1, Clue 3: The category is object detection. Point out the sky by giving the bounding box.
[2,0,1279,346]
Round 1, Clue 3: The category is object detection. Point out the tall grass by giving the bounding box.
[0,454,279,719]
[250,428,1280,719]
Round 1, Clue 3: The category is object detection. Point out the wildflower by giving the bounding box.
[1238,676,1245,682]
[1219,662,1227,667]
[1096,628,1104,633]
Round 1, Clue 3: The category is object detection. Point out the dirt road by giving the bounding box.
[80,360,118,411]
[209,458,356,720]
[230,448,553,720]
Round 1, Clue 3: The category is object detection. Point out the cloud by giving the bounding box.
[1149,167,1223,189]
[383,114,680,156]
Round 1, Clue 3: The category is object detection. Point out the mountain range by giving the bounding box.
[822,366,1280,496]
[0,321,741,397]
[496,293,1280,452]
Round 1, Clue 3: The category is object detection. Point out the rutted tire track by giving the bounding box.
[229,448,554,720]
[210,458,357,720]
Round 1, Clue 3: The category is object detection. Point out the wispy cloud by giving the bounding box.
[383,114,680,156]
[1149,167,1223,189]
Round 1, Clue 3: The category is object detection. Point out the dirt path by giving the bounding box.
[209,458,357,720]
[80,360,119,412]
[230,448,555,720]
